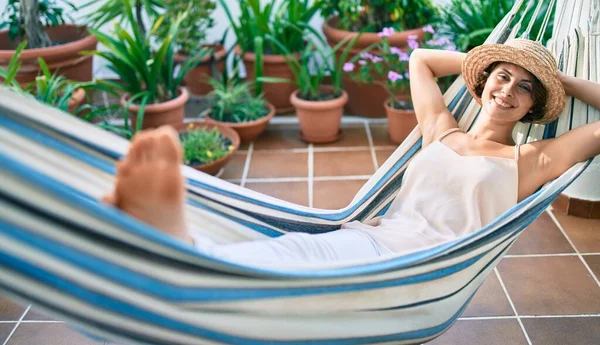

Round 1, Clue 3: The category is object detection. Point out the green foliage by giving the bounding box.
[0,0,77,43]
[345,26,455,109]
[436,0,555,52]
[181,126,235,165]
[86,6,210,133]
[258,33,374,101]
[319,0,439,32]
[153,0,216,54]
[81,0,162,33]
[204,76,269,123]
[217,0,321,54]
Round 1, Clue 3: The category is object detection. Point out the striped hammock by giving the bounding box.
[0,0,598,344]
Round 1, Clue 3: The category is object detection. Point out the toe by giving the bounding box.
[101,192,117,205]
[156,126,183,164]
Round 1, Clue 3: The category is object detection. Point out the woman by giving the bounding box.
[103,39,600,266]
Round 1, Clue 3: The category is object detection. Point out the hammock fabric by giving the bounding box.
[0,0,597,344]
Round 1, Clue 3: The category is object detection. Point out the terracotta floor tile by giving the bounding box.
[312,180,368,209]
[508,212,574,255]
[6,323,104,345]
[252,124,307,150]
[375,149,397,168]
[313,151,375,177]
[247,151,308,178]
[553,212,600,253]
[0,297,26,321]
[219,152,248,180]
[312,124,369,148]
[523,317,600,345]
[462,272,514,317]
[0,324,14,344]
[584,255,600,280]
[24,307,55,321]
[244,182,308,206]
[497,257,600,315]
[427,320,528,345]
[369,124,397,147]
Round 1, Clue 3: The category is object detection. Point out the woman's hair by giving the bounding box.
[473,62,548,123]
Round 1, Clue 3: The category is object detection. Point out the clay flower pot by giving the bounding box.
[174,121,240,176]
[290,87,348,144]
[67,88,87,114]
[322,17,425,118]
[0,25,98,85]
[205,102,276,143]
[121,87,189,130]
[174,44,226,95]
[385,98,417,144]
[236,45,297,114]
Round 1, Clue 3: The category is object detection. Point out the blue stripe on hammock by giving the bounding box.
[0,249,469,345]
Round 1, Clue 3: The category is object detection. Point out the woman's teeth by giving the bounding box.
[493,96,513,109]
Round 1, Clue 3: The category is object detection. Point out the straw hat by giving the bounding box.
[462,38,566,124]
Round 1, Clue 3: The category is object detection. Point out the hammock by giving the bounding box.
[0,0,597,344]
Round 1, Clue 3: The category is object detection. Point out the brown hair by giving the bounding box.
[473,62,548,123]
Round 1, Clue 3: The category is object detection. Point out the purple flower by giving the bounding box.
[390,47,402,54]
[408,40,419,50]
[423,25,435,34]
[370,55,383,63]
[358,60,367,65]
[360,52,373,59]
[446,44,457,51]
[388,71,404,82]
[404,72,410,79]
[408,34,419,40]
[343,62,354,72]
[378,27,395,37]
[398,51,410,61]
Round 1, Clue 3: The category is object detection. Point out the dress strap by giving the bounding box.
[514,144,521,161]
[436,128,462,142]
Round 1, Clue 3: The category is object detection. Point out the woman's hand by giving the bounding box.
[556,70,572,96]
[555,70,600,109]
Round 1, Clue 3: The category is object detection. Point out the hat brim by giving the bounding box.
[462,44,566,124]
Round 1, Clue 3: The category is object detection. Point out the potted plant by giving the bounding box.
[87,8,210,133]
[0,0,98,84]
[320,0,439,117]
[174,121,240,176]
[153,0,226,96]
[218,0,321,113]
[202,70,275,144]
[346,26,455,143]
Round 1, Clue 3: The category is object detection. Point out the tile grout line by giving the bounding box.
[458,314,600,321]
[239,143,254,188]
[308,143,314,208]
[364,122,380,171]
[2,305,30,345]
[547,210,600,288]
[504,253,600,258]
[225,175,373,184]
[494,268,533,345]
[234,146,398,154]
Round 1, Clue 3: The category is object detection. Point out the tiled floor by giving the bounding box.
[1,96,599,344]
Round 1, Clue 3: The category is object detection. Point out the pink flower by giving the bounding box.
[378,27,395,37]
[408,40,419,50]
[388,71,404,82]
[360,52,373,59]
[446,44,457,51]
[398,51,410,61]
[343,62,354,72]
[423,25,435,34]
[371,55,383,63]
[390,47,402,54]
[358,60,367,65]
[408,34,419,40]
[404,72,410,79]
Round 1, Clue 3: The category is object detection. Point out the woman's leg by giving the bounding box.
[103,126,390,266]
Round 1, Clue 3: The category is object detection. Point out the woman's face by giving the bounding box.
[481,62,536,124]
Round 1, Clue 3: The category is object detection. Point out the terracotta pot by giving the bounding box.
[121,87,189,130]
[385,98,418,144]
[236,46,297,114]
[205,102,275,143]
[0,25,98,85]
[322,17,425,118]
[173,121,240,176]
[175,44,226,95]
[67,88,87,114]
[290,87,348,144]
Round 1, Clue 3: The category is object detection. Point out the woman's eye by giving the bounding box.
[519,84,532,92]
[498,74,508,81]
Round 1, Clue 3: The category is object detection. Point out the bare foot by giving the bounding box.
[103,126,191,244]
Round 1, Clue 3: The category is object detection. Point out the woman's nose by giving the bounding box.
[502,83,516,97]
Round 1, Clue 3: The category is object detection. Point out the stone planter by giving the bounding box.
[175,44,226,95]
[205,101,276,143]
[121,87,189,130]
[0,25,98,85]
[174,121,240,176]
[290,87,348,143]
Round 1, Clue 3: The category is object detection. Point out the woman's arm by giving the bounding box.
[558,71,600,109]
[409,49,466,146]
